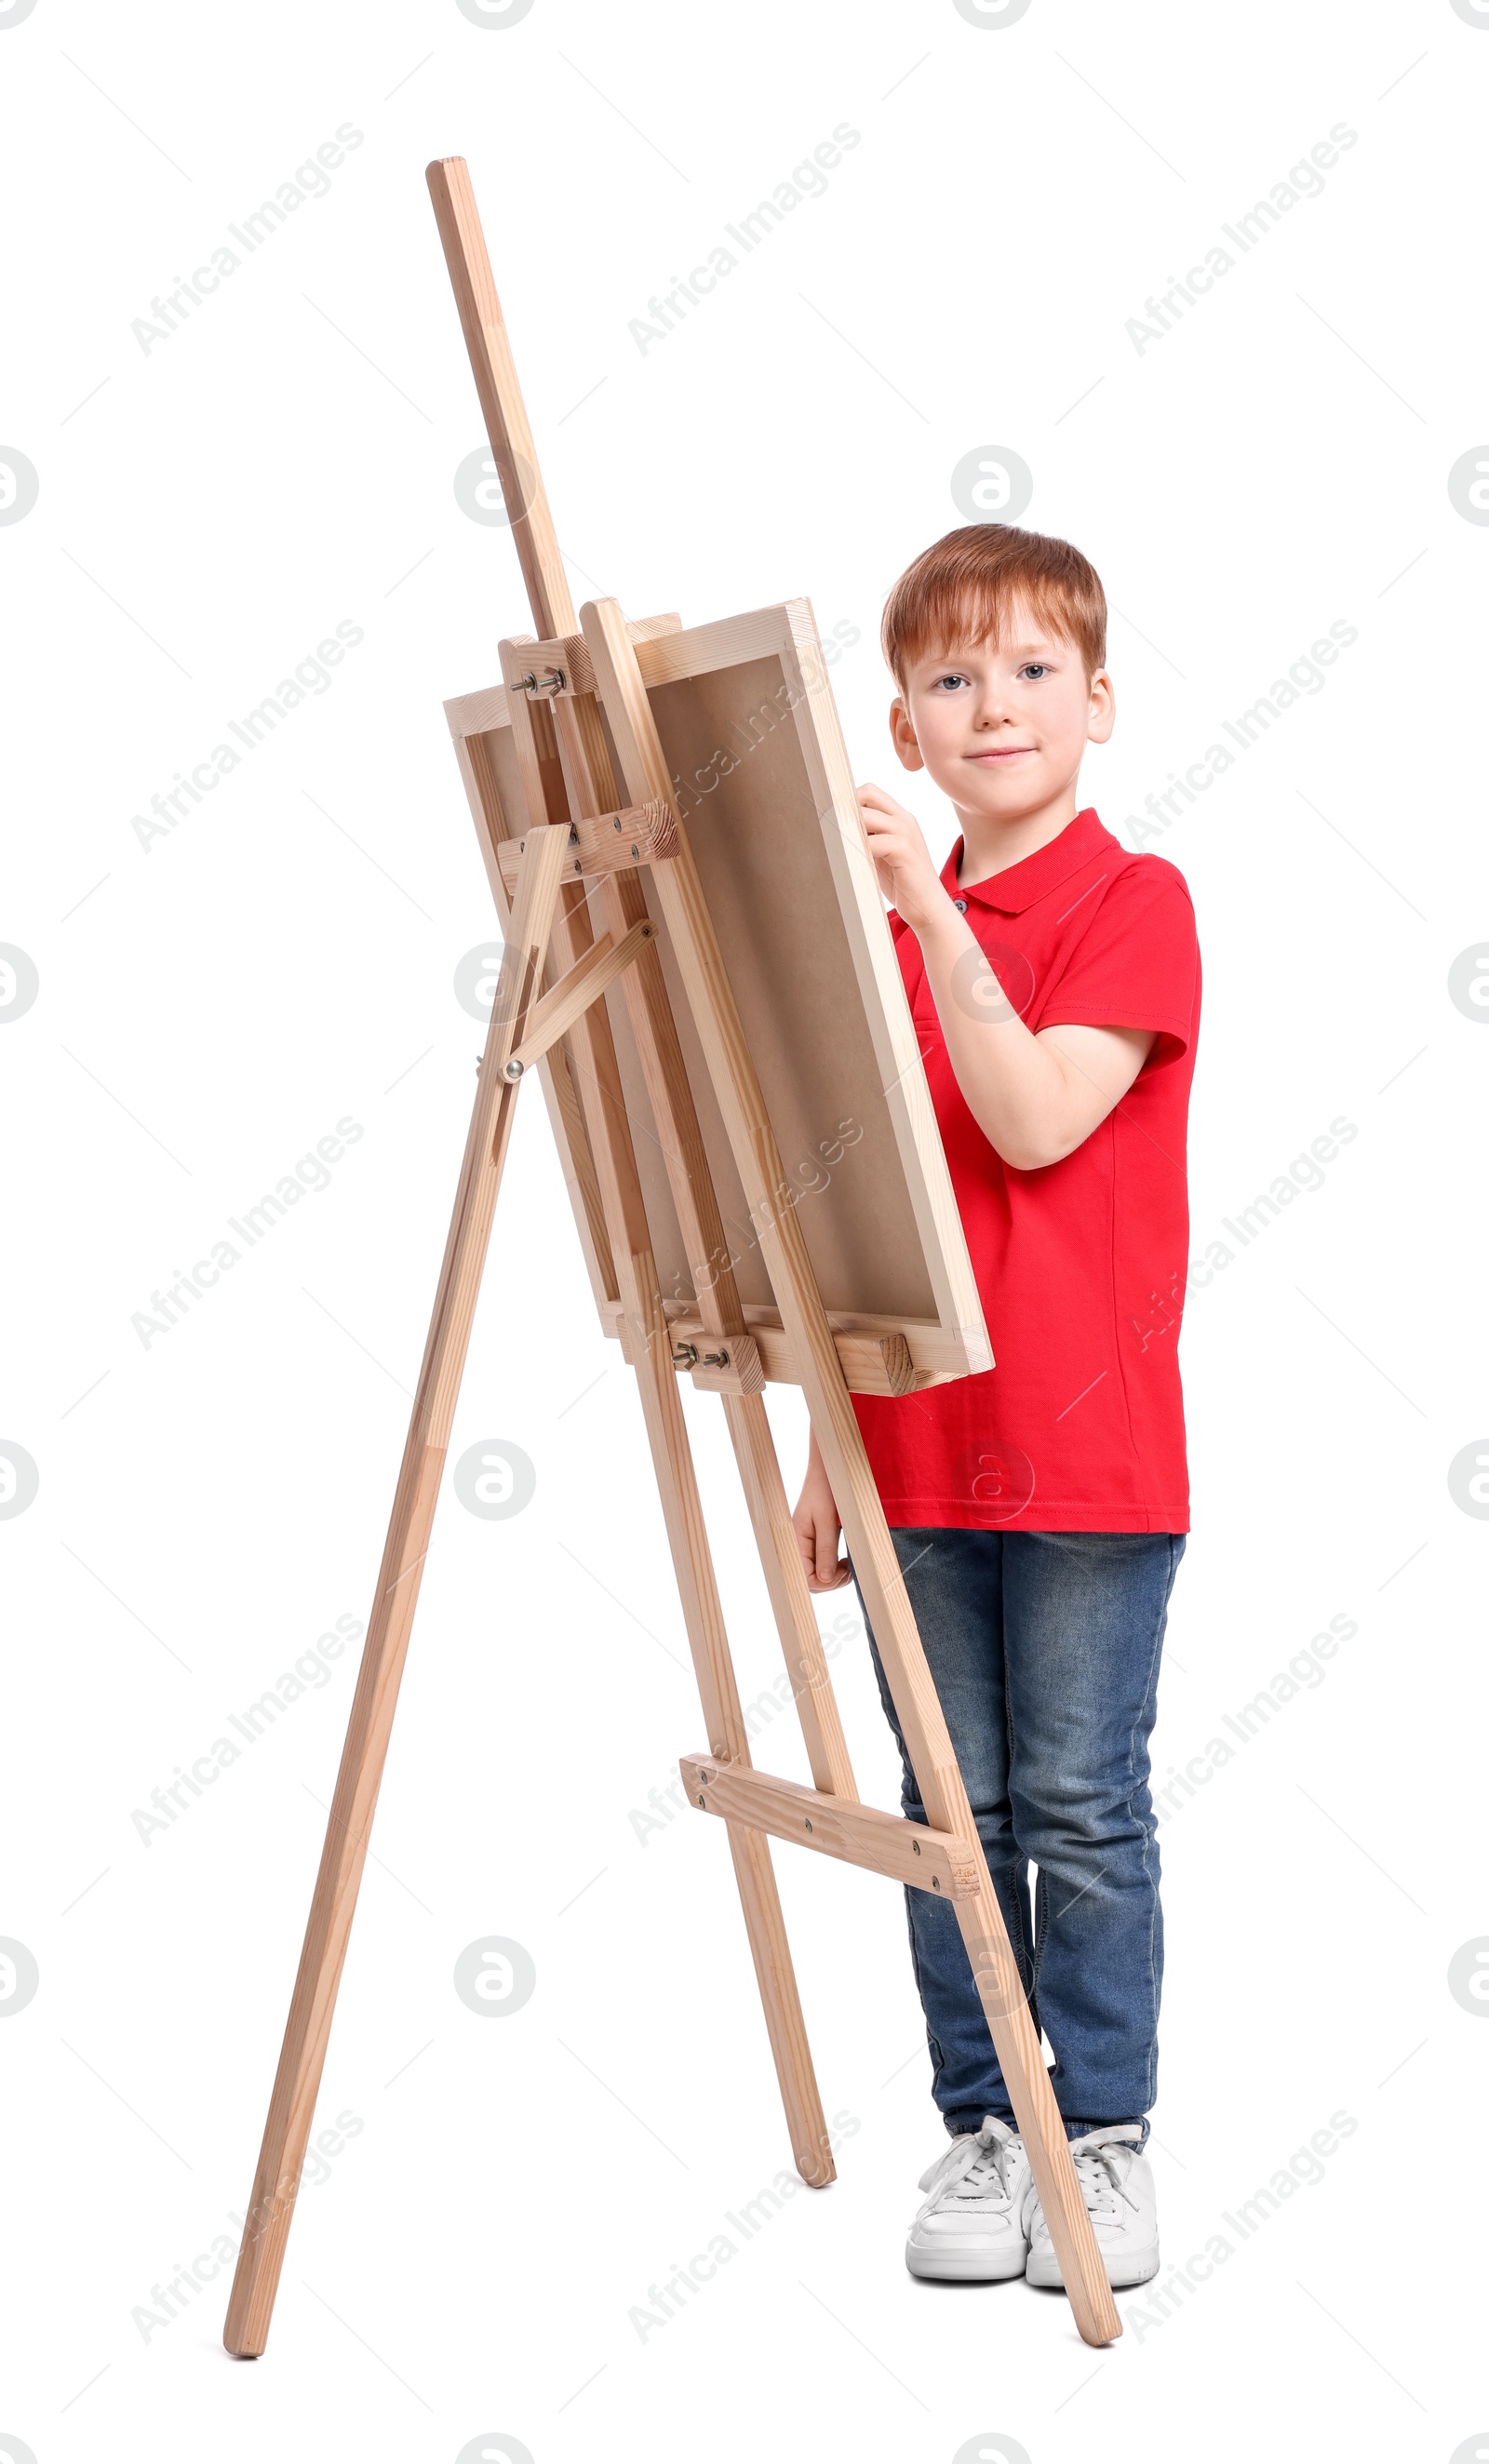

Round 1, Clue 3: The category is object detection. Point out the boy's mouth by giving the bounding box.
[967,745,1036,764]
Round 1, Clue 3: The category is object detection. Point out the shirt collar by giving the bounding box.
[939,807,1118,916]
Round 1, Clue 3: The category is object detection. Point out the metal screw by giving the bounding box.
[701,1348,730,1369]
[612,815,623,831]
[911,1838,920,1855]
[672,1342,699,1367]
[932,1876,940,1891]
[503,1058,524,1079]
[804,1817,813,1833]
[631,844,639,858]
[696,1792,706,1807]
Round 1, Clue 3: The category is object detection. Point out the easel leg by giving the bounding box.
[222,829,571,2356]
[582,596,1123,2346]
[491,649,838,2187]
[622,1283,836,2186]
[720,1392,857,1801]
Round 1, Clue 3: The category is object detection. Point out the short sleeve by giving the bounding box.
[1036,859,1199,1071]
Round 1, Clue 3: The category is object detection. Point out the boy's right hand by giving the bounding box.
[792,1464,852,1592]
[857,781,951,934]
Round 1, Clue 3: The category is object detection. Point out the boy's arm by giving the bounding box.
[860,784,1154,1172]
[792,786,1161,1580]
[792,1422,851,1591]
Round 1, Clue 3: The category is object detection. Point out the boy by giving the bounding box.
[792,523,1200,2294]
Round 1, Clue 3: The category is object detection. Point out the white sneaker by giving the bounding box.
[1023,2123,1160,2289]
[905,2116,1032,2282]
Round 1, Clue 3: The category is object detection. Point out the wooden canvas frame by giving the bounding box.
[445,599,991,1393]
[221,157,1123,2360]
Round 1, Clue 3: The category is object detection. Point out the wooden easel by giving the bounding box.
[222,158,1121,2355]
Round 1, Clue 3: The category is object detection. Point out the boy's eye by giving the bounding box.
[929,663,1050,690]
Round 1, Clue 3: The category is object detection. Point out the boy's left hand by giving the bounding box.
[857,783,952,931]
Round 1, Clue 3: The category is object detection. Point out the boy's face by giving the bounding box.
[889,596,1114,824]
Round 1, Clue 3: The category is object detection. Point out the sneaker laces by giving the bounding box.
[1059,2124,1144,2226]
[915,2116,1023,2217]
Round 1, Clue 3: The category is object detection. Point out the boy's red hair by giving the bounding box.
[880,523,1107,694]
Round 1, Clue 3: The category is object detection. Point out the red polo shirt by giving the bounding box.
[852,808,1201,1532]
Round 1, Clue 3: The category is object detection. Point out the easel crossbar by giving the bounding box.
[493,795,677,895]
[680,1755,980,1898]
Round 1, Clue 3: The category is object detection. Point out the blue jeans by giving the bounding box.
[853,1528,1185,2144]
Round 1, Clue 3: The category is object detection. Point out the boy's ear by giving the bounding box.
[889,696,924,772]
[1086,667,1116,748]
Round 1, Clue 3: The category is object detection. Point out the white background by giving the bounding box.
[3,1,1485,2458]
